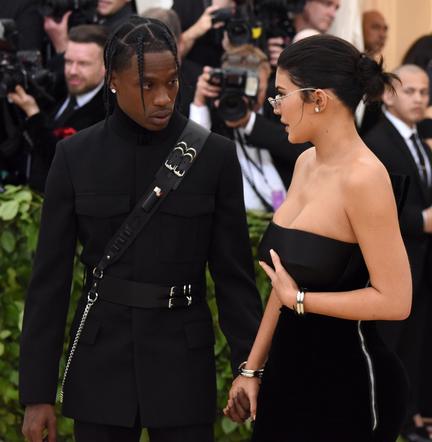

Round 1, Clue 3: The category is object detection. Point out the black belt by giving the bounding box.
[89,274,205,309]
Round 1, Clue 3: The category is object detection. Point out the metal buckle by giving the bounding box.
[87,291,98,303]
[93,267,104,279]
[165,142,197,177]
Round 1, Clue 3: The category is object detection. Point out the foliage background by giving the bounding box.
[0,186,271,442]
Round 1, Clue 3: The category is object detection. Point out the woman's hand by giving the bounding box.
[223,375,260,422]
[259,249,298,308]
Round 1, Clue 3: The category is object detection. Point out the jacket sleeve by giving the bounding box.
[19,141,77,405]
[208,137,263,372]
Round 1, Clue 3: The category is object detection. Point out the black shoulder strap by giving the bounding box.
[90,119,210,282]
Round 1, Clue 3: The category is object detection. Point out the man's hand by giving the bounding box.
[267,37,285,67]
[44,11,72,54]
[193,66,221,107]
[22,404,57,442]
[7,85,40,118]
[180,5,226,58]
[224,375,260,422]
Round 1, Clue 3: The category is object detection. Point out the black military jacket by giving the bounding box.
[19,107,262,427]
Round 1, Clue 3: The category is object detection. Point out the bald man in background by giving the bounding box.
[363,10,388,59]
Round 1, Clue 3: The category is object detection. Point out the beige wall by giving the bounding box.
[363,0,432,69]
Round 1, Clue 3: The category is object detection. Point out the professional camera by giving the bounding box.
[39,0,98,27]
[255,0,306,41]
[211,0,306,46]
[209,58,260,121]
[0,20,56,100]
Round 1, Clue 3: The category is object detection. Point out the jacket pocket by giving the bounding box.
[184,321,215,349]
[157,193,215,263]
[77,320,100,345]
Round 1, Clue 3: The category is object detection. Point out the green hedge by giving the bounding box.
[0,185,271,442]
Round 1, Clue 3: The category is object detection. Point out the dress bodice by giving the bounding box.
[258,222,370,292]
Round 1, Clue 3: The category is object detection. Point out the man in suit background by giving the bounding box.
[364,64,432,442]
[8,24,107,193]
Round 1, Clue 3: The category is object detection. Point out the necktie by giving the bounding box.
[410,133,430,185]
[55,95,78,127]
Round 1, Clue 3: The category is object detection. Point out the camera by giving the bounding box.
[211,0,306,46]
[211,5,263,47]
[209,65,259,121]
[255,0,306,41]
[0,20,56,100]
[39,0,98,27]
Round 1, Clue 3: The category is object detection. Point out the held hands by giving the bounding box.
[7,85,40,118]
[259,249,298,308]
[224,375,260,423]
[22,404,57,442]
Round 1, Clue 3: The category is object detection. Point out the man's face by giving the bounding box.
[384,70,429,127]
[303,0,340,33]
[64,41,105,95]
[363,11,388,56]
[111,51,179,131]
[97,0,129,17]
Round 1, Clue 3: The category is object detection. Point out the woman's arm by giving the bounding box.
[224,290,283,422]
[261,160,412,321]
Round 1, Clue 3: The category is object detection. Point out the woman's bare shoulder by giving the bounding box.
[342,148,393,205]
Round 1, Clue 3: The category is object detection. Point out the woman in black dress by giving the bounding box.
[224,35,412,442]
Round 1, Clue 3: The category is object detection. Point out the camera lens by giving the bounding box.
[218,92,248,121]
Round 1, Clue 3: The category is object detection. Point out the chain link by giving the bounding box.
[59,295,97,403]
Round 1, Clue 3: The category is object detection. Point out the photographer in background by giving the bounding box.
[190,44,308,211]
[43,0,134,55]
[7,25,107,193]
[2,0,44,52]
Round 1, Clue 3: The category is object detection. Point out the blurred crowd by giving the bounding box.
[2,1,432,441]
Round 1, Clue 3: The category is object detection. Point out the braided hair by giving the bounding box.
[103,15,180,118]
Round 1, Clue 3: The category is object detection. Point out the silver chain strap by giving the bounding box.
[59,292,98,403]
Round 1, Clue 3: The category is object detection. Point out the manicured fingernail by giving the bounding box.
[270,249,275,254]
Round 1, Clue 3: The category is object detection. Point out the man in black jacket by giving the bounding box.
[8,25,107,193]
[364,64,432,442]
[19,16,262,442]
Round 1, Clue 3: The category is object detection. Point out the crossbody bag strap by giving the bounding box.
[59,119,210,403]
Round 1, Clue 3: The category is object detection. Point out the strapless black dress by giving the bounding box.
[252,222,409,442]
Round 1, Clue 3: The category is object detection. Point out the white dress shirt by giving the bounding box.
[189,103,286,211]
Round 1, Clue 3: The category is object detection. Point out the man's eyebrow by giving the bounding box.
[142,70,178,80]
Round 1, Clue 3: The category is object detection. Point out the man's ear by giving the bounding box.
[110,71,118,91]
[382,87,395,108]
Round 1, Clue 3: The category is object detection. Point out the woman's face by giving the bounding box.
[273,69,315,144]
[111,50,179,131]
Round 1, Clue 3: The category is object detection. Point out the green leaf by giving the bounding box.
[0,330,11,340]
[0,343,5,357]
[0,200,19,221]
[221,416,238,434]
[1,231,16,253]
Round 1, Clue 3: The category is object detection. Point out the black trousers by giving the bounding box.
[74,420,214,442]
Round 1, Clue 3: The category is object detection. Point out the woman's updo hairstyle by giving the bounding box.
[278,34,397,113]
